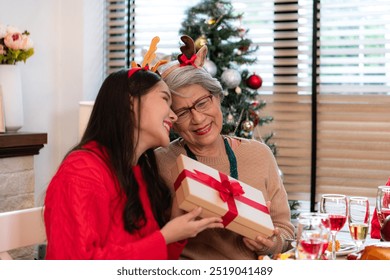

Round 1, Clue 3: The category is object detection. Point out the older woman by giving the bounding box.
[155,36,294,260]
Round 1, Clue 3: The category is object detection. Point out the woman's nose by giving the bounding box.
[169,109,178,122]
[190,108,206,124]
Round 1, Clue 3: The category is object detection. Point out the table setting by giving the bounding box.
[270,186,390,260]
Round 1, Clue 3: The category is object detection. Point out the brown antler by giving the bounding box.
[178,35,196,62]
[160,35,208,79]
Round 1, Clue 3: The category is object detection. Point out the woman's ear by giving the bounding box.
[194,45,208,67]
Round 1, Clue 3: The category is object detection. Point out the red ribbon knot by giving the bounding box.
[218,172,244,202]
[179,54,197,67]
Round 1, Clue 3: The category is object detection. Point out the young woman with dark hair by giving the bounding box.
[44,53,223,260]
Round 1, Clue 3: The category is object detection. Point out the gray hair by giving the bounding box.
[162,65,224,100]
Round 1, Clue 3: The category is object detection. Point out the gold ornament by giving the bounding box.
[207,18,216,25]
[241,120,254,132]
[195,35,207,51]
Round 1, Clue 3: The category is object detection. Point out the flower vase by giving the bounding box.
[0,65,24,132]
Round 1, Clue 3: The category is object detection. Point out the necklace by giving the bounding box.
[183,137,238,179]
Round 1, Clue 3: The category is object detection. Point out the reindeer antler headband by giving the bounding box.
[128,36,168,78]
[160,35,208,79]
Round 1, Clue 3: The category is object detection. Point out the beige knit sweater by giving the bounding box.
[155,136,294,260]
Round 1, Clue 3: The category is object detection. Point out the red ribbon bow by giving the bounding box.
[218,172,245,202]
[174,168,269,227]
[179,54,197,67]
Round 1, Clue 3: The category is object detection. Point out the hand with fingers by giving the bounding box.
[243,227,281,252]
[161,207,224,244]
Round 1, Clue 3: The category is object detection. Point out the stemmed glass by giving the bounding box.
[376,186,390,228]
[348,197,370,252]
[295,212,330,260]
[320,194,348,260]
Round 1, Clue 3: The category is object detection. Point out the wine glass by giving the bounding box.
[320,194,348,260]
[295,212,330,260]
[348,197,370,252]
[376,186,390,227]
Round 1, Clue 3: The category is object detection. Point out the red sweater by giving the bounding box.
[44,141,185,259]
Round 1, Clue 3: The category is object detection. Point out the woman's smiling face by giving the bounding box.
[171,83,222,150]
[133,80,177,150]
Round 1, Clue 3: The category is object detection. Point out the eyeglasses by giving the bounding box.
[173,95,214,123]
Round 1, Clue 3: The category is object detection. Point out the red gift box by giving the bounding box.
[174,154,274,240]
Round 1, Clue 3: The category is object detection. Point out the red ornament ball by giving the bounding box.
[246,74,262,89]
[238,45,249,52]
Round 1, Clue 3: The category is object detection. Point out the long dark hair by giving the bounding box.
[72,69,172,232]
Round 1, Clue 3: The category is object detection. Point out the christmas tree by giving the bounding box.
[179,0,276,154]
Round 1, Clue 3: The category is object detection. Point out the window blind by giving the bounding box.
[105,0,200,75]
[247,0,314,201]
[105,0,130,73]
[315,0,390,201]
[257,0,390,202]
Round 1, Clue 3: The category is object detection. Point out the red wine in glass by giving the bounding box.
[320,194,348,260]
[301,239,323,255]
[296,213,330,260]
[329,214,347,232]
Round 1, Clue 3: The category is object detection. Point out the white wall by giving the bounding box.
[0,0,105,204]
